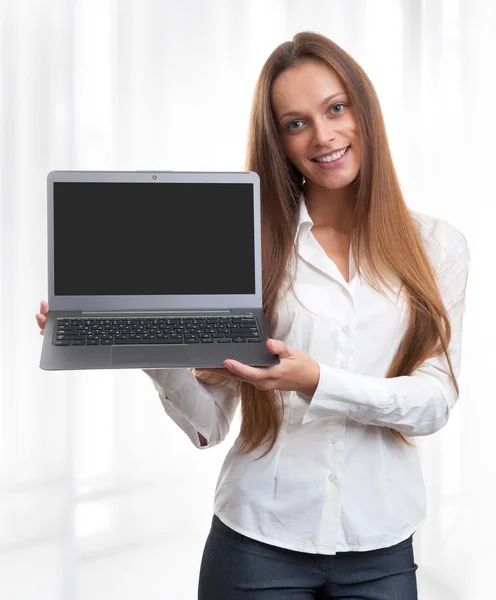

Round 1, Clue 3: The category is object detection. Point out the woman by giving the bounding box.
[36,32,470,599]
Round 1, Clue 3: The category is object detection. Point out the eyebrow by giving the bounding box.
[278,92,347,121]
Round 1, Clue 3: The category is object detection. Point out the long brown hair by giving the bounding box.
[194,31,458,459]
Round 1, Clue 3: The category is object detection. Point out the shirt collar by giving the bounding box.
[294,193,313,242]
[293,192,357,286]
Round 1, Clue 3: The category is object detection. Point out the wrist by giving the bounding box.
[298,360,320,400]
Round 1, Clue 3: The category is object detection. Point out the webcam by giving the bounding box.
[152,175,157,180]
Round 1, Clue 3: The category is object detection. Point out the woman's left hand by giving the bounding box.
[195,339,320,398]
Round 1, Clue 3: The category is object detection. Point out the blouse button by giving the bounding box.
[341,325,350,334]
[340,361,348,370]
[328,474,337,483]
[331,436,337,444]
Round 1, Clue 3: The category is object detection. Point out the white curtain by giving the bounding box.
[0,0,493,598]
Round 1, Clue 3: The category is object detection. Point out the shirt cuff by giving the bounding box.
[301,362,393,425]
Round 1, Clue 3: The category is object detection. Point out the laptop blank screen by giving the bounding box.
[53,182,255,296]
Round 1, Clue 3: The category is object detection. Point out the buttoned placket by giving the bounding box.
[316,282,355,550]
[296,201,357,551]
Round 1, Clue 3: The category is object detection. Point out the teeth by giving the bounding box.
[314,147,348,163]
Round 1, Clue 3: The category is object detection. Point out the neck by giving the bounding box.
[304,182,356,234]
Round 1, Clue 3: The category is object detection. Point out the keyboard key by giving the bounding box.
[224,333,257,338]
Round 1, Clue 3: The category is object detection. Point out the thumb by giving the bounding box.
[267,339,291,357]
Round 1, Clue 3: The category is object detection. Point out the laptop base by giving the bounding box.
[40,310,280,370]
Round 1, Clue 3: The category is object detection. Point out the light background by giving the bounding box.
[0,0,493,598]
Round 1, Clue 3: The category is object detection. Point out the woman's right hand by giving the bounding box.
[36,301,49,335]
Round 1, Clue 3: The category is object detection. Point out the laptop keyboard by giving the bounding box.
[54,316,262,346]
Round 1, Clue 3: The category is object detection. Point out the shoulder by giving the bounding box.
[410,209,469,267]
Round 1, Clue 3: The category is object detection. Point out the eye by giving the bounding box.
[330,103,347,114]
[287,120,303,131]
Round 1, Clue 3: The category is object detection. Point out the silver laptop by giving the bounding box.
[40,170,280,371]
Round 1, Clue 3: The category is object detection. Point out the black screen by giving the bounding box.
[53,181,255,295]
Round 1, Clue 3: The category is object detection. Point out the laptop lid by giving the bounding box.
[47,170,262,312]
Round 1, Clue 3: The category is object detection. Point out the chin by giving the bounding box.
[318,172,358,186]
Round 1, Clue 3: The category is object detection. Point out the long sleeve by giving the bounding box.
[143,368,240,449]
[301,234,470,437]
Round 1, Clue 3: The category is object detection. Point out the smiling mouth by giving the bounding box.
[312,146,350,163]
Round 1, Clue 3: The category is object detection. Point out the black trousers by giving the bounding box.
[198,514,418,599]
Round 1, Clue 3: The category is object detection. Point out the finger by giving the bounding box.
[266,339,279,353]
[36,316,46,337]
[223,360,263,382]
[267,339,291,357]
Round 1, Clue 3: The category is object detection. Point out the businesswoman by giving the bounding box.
[37,31,470,599]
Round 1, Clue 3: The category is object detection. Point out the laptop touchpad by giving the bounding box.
[111,345,190,367]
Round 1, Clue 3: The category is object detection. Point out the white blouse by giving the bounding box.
[143,197,470,554]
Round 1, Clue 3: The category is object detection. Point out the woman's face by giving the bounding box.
[271,60,361,192]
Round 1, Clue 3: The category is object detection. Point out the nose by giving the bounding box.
[313,118,336,146]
